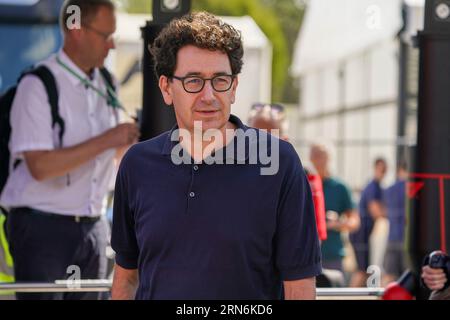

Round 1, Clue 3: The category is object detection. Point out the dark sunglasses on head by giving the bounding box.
[251,103,285,113]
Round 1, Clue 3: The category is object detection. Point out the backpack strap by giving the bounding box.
[22,66,65,148]
[99,67,117,108]
[99,67,115,91]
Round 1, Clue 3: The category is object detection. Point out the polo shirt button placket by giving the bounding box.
[187,165,199,214]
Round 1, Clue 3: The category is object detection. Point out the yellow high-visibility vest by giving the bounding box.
[0,213,14,296]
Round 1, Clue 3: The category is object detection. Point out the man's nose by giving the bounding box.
[200,80,215,102]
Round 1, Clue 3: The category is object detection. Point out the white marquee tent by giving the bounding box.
[290,0,425,270]
[292,0,424,75]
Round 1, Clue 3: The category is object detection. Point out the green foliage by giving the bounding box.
[115,0,305,103]
[193,0,288,102]
[115,0,151,14]
[264,0,305,103]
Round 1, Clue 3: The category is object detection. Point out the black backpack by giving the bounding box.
[0,65,116,195]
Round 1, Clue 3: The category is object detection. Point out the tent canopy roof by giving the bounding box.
[116,13,270,50]
[291,0,424,75]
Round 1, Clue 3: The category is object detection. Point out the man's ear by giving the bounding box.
[159,75,173,106]
[230,76,239,104]
[65,28,82,44]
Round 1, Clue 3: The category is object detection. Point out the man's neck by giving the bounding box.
[181,121,237,162]
[62,46,94,76]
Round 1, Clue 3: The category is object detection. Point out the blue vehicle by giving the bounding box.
[0,0,65,93]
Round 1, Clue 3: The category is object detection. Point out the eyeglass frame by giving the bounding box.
[171,74,236,93]
[82,24,116,43]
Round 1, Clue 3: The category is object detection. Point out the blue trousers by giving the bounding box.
[7,207,108,300]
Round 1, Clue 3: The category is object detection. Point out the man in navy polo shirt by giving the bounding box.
[383,161,408,285]
[350,158,387,287]
[111,12,322,300]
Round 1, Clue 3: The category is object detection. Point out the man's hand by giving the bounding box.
[368,200,385,220]
[326,211,341,231]
[326,219,341,232]
[326,210,360,233]
[422,265,447,291]
[100,123,140,149]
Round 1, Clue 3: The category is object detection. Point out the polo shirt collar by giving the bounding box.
[57,49,99,87]
[161,114,252,161]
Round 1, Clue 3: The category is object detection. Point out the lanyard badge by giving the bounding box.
[57,56,120,108]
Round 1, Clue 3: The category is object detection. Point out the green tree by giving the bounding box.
[262,0,305,103]
[115,0,152,13]
[115,0,305,103]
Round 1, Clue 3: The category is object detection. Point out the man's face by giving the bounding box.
[310,146,328,173]
[251,118,280,136]
[80,6,116,68]
[375,162,387,180]
[159,45,238,133]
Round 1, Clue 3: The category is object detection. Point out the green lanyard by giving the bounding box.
[56,56,124,112]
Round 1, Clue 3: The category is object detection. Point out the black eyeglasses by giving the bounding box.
[251,103,285,113]
[171,74,235,93]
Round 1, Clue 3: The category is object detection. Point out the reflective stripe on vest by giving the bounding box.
[0,213,14,282]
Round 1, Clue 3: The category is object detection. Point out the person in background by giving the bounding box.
[383,161,408,286]
[247,104,327,241]
[0,0,139,300]
[422,250,450,300]
[247,103,289,141]
[0,207,14,299]
[422,265,450,300]
[310,144,360,272]
[350,158,387,287]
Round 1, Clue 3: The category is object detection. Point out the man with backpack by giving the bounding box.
[0,0,139,300]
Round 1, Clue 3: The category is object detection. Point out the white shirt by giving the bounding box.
[0,49,120,217]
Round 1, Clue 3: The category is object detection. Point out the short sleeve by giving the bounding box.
[111,157,139,269]
[340,182,355,212]
[367,182,383,202]
[275,150,322,281]
[9,75,55,157]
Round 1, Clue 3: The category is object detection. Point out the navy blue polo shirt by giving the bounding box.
[111,115,322,300]
[384,180,406,242]
[350,179,383,247]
